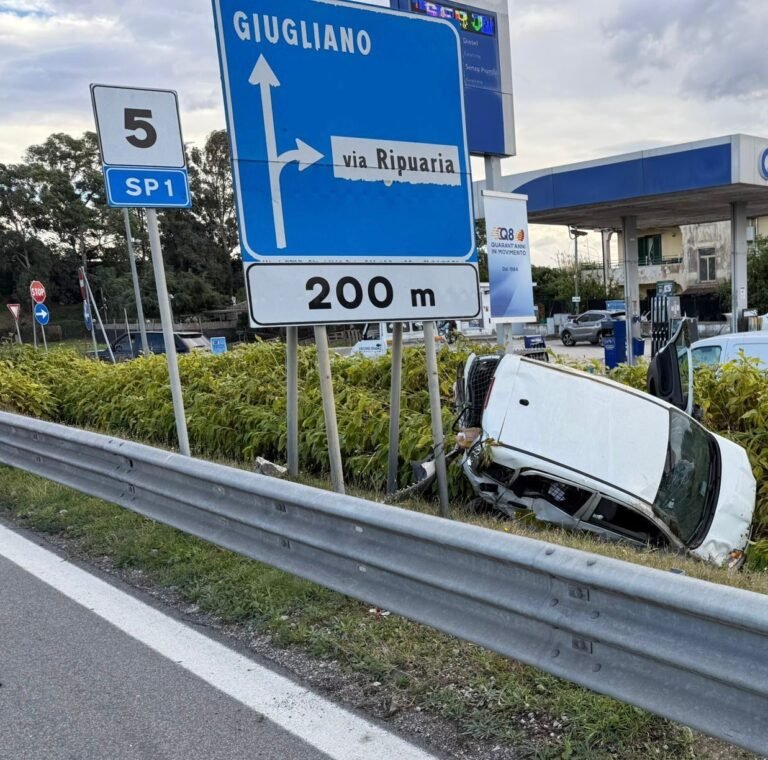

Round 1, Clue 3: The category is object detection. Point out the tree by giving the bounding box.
[0,163,55,298]
[720,235,768,315]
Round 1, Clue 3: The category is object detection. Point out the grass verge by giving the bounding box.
[0,464,761,759]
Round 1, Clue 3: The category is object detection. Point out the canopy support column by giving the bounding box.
[731,202,748,333]
[622,216,639,366]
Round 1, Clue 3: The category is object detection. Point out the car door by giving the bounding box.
[574,312,598,340]
[571,313,589,340]
[647,319,692,413]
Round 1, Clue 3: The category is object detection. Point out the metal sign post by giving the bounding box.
[83,274,115,364]
[78,267,99,358]
[315,326,344,493]
[123,209,150,357]
[213,0,479,497]
[91,83,192,455]
[386,322,404,495]
[146,208,191,457]
[286,326,299,477]
[423,321,450,515]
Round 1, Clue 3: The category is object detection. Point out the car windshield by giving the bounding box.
[652,409,718,545]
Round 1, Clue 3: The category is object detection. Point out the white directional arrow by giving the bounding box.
[249,55,324,249]
[281,139,325,173]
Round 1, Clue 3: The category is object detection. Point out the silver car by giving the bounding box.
[560,310,624,347]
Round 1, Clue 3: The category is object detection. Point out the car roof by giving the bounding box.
[692,332,768,348]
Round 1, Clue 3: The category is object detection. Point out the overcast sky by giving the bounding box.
[1,0,767,265]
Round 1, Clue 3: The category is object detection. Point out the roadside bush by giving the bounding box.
[2,343,767,555]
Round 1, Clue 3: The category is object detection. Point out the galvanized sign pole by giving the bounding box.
[423,321,450,516]
[83,273,115,364]
[146,208,191,457]
[315,326,344,493]
[123,209,149,357]
[286,325,299,477]
[386,322,404,495]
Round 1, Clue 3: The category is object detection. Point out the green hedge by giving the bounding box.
[1,343,766,562]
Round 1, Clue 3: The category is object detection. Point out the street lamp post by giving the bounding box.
[569,226,588,312]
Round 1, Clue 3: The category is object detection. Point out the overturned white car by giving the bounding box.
[455,328,756,567]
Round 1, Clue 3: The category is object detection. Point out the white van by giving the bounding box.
[350,321,443,358]
[691,332,768,368]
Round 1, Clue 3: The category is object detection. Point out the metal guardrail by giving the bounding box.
[0,411,766,754]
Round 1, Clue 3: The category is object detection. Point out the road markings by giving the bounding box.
[0,523,440,760]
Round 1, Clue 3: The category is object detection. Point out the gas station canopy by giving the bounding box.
[473,134,768,229]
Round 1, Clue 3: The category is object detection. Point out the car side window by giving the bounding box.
[691,345,721,368]
[147,333,165,353]
[114,336,132,354]
[734,343,768,366]
[587,499,667,545]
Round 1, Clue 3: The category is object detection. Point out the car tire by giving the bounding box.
[561,331,575,347]
[597,333,605,347]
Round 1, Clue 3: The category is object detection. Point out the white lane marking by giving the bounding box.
[0,524,439,760]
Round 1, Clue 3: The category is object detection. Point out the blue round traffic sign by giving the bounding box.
[34,302,50,326]
[83,300,93,331]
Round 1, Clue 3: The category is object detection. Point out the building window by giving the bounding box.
[638,235,662,265]
[699,248,717,282]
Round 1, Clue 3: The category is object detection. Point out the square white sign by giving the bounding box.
[91,85,186,169]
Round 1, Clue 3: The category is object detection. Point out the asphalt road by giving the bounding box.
[0,522,440,760]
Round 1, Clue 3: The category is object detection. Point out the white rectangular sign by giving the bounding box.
[331,137,461,187]
[91,85,186,168]
[483,190,536,323]
[245,263,480,326]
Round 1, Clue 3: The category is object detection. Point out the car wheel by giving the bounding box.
[561,330,575,347]
[597,333,605,347]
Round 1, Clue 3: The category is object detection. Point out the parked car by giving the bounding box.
[455,325,756,567]
[98,331,211,361]
[560,309,625,347]
[691,332,768,369]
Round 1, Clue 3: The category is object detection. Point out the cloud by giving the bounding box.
[0,1,224,161]
[604,0,768,99]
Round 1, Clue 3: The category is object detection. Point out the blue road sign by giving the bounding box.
[213,0,479,325]
[210,336,228,355]
[83,300,93,331]
[34,303,50,326]
[213,0,474,263]
[104,168,191,208]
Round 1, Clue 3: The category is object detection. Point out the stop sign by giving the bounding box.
[29,280,46,304]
